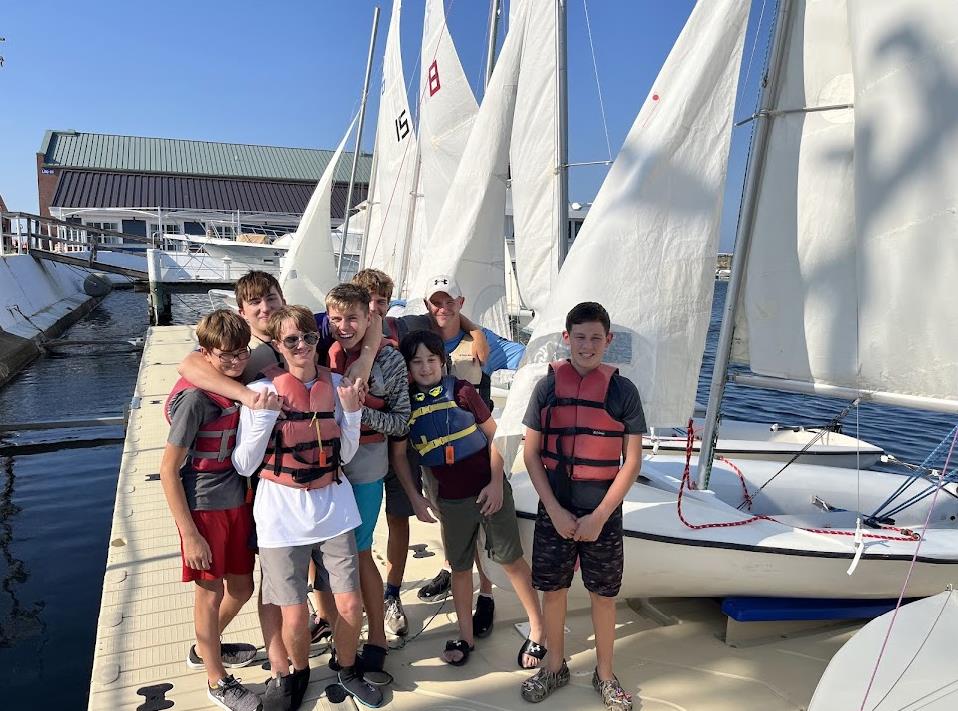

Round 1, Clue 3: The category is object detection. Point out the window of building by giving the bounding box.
[85,221,121,245]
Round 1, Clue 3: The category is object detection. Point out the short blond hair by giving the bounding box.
[195,309,251,352]
[352,268,394,301]
[325,283,370,315]
[266,305,317,341]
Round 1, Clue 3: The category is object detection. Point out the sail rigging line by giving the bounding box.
[735,399,862,511]
[739,0,767,111]
[581,0,612,162]
[677,421,919,541]
[858,426,958,711]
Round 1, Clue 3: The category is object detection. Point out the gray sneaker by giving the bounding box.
[384,595,408,636]
[208,675,262,711]
[188,642,258,669]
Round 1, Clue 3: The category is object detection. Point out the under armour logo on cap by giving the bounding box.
[424,274,462,300]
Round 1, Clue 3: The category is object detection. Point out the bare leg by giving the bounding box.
[475,546,494,595]
[441,569,475,663]
[385,514,410,588]
[259,589,287,676]
[219,572,254,633]
[195,579,227,686]
[358,550,387,648]
[590,592,617,681]
[541,589,568,674]
[319,589,338,627]
[501,558,544,667]
[308,559,322,619]
[279,602,310,671]
[332,590,363,667]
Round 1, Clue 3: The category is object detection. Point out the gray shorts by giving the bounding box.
[384,446,424,517]
[259,531,359,606]
[438,479,523,573]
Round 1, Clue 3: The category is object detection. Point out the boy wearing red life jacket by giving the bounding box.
[230,305,383,710]
[324,283,411,684]
[520,302,646,711]
[160,309,265,711]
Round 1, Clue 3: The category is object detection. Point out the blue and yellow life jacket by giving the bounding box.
[409,376,488,467]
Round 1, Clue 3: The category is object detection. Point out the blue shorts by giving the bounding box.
[351,479,385,552]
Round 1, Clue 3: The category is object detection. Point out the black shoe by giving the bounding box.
[473,594,495,638]
[187,642,258,670]
[417,569,452,601]
[338,666,384,708]
[289,666,310,710]
[308,615,332,645]
[357,643,393,686]
[262,674,294,711]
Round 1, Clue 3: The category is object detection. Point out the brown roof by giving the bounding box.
[51,170,367,219]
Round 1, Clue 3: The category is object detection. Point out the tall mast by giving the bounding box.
[484,0,502,88]
[337,6,381,280]
[555,0,569,266]
[696,0,795,488]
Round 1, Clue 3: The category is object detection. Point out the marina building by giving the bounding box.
[35,129,372,244]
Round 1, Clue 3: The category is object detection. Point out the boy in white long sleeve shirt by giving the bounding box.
[232,305,383,710]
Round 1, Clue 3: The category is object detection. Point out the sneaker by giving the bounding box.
[338,666,384,708]
[591,669,633,711]
[289,666,310,709]
[520,661,571,703]
[208,675,263,711]
[188,642,258,670]
[262,674,293,711]
[308,615,332,645]
[417,569,451,601]
[384,595,408,636]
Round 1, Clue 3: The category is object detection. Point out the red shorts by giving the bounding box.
[180,504,255,582]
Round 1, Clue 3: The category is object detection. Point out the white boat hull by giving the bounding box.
[487,454,958,600]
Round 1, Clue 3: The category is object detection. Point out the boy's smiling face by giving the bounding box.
[369,291,390,319]
[238,286,284,338]
[563,321,613,372]
[328,304,371,351]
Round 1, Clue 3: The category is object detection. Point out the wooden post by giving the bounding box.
[147,248,172,325]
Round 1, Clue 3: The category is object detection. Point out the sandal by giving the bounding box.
[520,660,570,703]
[517,638,547,669]
[441,639,474,666]
[472,594,495,638]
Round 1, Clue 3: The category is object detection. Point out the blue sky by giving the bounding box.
[0,0,773,250]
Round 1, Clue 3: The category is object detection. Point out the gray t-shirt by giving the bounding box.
[167,388,246,511]
[523,366,647,510]
[242,336,284,384]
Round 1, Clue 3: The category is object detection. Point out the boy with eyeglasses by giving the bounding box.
[160,309,267,711]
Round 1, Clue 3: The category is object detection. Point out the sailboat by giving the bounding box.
[488,0,958,599]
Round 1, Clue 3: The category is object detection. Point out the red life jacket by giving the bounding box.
[327,335,397,445]
[258,365,342,490]
[539,360,625,482]
[165,377,239,473]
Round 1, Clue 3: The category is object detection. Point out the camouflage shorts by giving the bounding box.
[531,502,624,597]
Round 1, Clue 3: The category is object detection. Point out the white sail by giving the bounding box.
[509,0,560,318]
[732,1,958,407]
[405,5,528,335]
[279,116,357,311]
[362,0,419,279]
[495,0,749,465]
[417,0,479,237]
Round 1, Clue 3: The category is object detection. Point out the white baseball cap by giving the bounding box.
[424,274,463,300]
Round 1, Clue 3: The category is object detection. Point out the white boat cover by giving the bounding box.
[733,0,958,406]
[809,589,958,710]
[494,0,749,468]
[509,0,560,318]
[362,0,419,280]
[405,3,528,336]
[279,116,356,311]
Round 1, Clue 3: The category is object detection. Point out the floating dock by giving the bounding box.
[88,325,860,710]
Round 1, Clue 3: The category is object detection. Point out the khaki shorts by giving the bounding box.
[438,479,523,572]
[259,531,359,606]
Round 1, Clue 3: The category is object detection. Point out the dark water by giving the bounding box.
[0,290,202,707]
[0,284,954,707]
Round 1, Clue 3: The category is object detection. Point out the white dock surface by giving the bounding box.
[88,325,857,710]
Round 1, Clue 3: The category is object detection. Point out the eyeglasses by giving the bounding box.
[211,347,251,364]
[281,332,320,349]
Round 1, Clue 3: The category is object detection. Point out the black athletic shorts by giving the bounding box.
[531,502,624,597]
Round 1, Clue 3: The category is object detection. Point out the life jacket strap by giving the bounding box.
[541,425,624,438]
[409,399,458,424]
[283,411,336,422]
[541,450,622,468]
[414,423,480,456]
